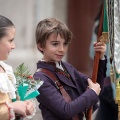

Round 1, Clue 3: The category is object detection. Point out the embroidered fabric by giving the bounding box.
[114,0,120,73]
[0,61,16,99]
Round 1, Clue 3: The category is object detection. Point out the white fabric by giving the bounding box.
[41,59,64,71]
[55,62,64,71]
[114,0,120,73]
[0,61,16,99]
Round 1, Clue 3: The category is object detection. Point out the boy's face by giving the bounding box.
[38,33,69,62]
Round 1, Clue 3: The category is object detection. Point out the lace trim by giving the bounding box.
[0,61,16,99]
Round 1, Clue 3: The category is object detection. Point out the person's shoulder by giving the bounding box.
[0,61,12,70]
[62,61,76,71]
[0,61,7,67]
[62,61,73,67]
[33,69,49,81]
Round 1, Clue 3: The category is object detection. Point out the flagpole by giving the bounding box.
[86,4,104,120]
[86,0,109,119]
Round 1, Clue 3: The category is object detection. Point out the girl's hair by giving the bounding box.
[35,18,73,49]
[0,15,15,39]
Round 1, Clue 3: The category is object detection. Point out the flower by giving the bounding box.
[27,76,33,79]
[14,63,43,101]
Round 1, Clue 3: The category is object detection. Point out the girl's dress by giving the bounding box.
[0,61,16,120]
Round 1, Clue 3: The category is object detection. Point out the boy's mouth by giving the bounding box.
[56,54,63,59]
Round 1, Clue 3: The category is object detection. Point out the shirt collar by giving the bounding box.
[40,59,64,71]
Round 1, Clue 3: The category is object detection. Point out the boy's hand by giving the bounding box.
[87,78,101,95]
[93,42,106,59]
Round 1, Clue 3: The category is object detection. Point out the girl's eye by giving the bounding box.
[10,40,13,42]
[9,39,14,42]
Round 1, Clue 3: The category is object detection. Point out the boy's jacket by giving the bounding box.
[34,59,107,120]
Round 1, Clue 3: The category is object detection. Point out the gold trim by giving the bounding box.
[98,32,109,43]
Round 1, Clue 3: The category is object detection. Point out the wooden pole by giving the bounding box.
[86,5,104,120]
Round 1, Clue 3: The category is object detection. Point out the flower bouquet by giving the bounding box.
[13,63,43,119]
[14,63,43,101]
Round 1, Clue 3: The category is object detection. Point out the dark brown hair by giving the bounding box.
[35,18,73,51]
[0,15,15,39]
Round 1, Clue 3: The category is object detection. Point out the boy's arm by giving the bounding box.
[74,56,107,93]
[34,72,98,119]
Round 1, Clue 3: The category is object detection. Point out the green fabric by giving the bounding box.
[17,83,40,101]
[12,98,16,102]
[24,90,39,100]
[103,0,108,32]
[18,83,28,101]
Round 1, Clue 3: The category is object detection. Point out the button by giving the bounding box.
[67,89,70,91]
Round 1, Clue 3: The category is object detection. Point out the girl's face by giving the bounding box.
[38,33,69,62]
[0,27,16,60]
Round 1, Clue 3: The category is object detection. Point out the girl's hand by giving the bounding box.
[10,101,27,118]
[93,42,106,59]
[24,100,35,116]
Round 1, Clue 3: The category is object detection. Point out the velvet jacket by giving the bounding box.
[34,59,107,120]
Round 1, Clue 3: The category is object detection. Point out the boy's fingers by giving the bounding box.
[88,78,93,85]
[93,42,97,47]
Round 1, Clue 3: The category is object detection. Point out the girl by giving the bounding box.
[0,15,34,120]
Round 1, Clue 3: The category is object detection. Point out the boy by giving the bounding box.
[34,18,107,120]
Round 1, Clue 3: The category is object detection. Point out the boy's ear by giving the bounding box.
[37,44,44,51]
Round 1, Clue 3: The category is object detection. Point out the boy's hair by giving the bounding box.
[35,18,73,51]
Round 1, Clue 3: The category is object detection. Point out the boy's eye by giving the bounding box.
[52,42,58,46]
[64,42,69,46]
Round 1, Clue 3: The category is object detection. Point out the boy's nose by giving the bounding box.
[59,45,64,51]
